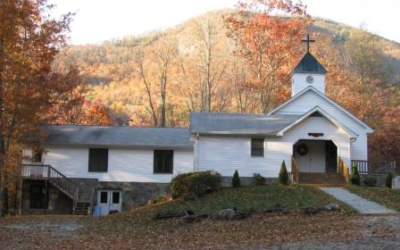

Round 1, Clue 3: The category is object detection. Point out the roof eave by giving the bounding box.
[44,142,193,149]
[268,86,374,132]
[276,106,358,138]
[189,131,280,136]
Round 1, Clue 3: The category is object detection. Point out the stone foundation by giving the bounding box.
[21,178,171,215]
[97,182,170,211]
[21,175,279,215]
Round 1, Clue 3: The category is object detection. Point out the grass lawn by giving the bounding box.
[155,184,354,215]
[0,185,364,250]
[347,185,400,212]
[84,185,354,237]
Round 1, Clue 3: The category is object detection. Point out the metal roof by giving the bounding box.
[190,112,301,135]
[293,52,327,74]
[42,125,192,148]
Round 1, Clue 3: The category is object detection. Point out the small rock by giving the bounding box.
[182,214,208,223]
[303,207,320,215]
[215,208,235,220]
[324,203,340,211]
[264,208,290,214]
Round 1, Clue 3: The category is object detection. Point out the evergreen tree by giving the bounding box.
[232,170,241,188]
[279,161,288,185]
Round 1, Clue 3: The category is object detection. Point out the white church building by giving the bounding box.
[20,43,374,215]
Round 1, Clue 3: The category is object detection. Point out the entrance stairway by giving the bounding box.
[21,164,94,215]
[298,173,347,187]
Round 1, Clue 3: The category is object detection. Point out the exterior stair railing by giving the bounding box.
[338,157,350,184]
[291,156,300,184]
[21,164,87,214]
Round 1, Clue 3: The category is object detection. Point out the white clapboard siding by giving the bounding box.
[292,74,326,96]
[273,90,369,161]
[197,116,350,178]
[43,147,194,183]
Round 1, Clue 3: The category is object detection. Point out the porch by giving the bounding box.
[20,164,95,215]
[351,160,397,175]
[291,140,348,186]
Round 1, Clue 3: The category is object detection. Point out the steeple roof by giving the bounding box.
[293,52,327,74]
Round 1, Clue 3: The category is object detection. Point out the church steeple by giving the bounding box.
[293,52,327,74]
[291,35,327,96]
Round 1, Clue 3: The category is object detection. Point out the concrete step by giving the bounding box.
[302,183,347,187]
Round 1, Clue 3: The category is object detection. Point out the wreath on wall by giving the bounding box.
[297,143,308,156]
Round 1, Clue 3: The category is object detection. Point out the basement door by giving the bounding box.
[97,190,122,216]
[295,141,326,173]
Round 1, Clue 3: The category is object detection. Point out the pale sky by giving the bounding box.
[48,0,400,45]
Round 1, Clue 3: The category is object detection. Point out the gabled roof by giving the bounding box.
[276,106,358,137]
[293,52,327,74]
[268,86,374,133]
[190,112,301,135]
[42,125,192,148]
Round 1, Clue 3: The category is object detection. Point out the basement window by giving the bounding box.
[251,138,264,157]
[88,148,109,173]
[153,150,174,174]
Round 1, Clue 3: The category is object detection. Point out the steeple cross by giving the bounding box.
[302,34,315,52]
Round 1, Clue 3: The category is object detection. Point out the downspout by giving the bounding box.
[193,133,199,173]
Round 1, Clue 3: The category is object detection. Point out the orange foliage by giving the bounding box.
[226,0,312,112]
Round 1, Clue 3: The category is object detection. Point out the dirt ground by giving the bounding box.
[0,213,399,250]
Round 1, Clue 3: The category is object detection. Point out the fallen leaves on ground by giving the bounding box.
[0,212,398,250]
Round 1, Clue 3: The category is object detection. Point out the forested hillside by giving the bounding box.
[52,6,400,163]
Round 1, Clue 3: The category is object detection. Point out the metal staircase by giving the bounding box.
[21,164,94,215]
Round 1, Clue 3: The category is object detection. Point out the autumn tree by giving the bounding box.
[343,29,386,124]
[0,0,73,216]
[132,35,178,126]
[226,0,311,112]
[193,12,228,112]
[46,67,87,124]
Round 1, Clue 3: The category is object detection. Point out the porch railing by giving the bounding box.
[338,158,350,184]
[291,157,300,184]
[351,160,396,175]
[21,164,79,201]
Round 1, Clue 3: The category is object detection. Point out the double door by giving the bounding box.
[295,141,326,173]
[97,190,122,216]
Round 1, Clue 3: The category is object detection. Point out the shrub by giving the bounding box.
[363,176,377,187]
[386,173,394,188]
[351,164,360,185]
[170,172,193,198]
[232,170,241,188]
[253,173,266,186]
[279,161,288,185]
[170,171,221,198]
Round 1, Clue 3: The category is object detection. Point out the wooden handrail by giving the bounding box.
[351,160,396,174]
[291,157,300,184]
[21,164,79,201]
[339,157,350,184]
[89,188,96,215]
